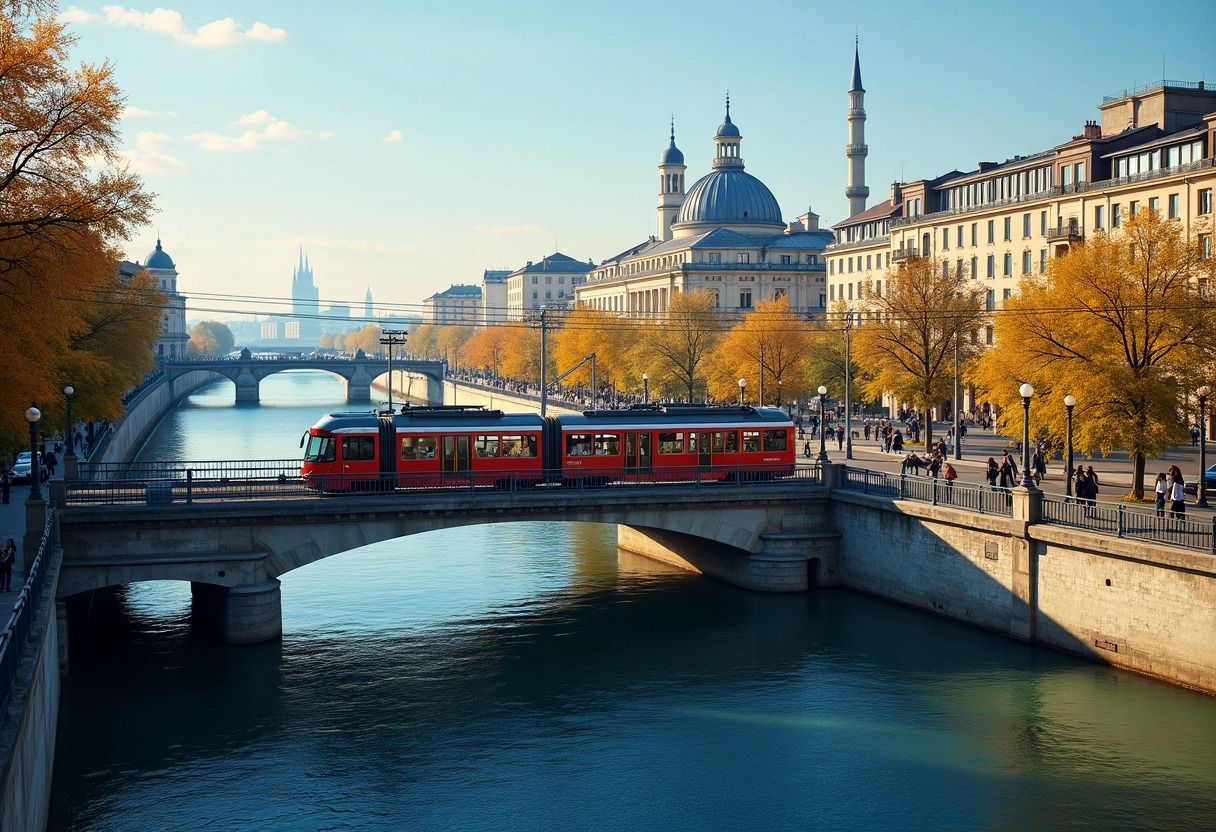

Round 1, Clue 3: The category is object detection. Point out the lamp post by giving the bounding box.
[1018,383,1035,489]
[642,373,649,404]
[63,385,76,459]
[817,385,829,462]
[953,328,962,461]
[26,404,42,502]
[738,378,746,405]
[378,329,407,413]
[1198,385,1210,508]
[844,312,854,460]
[1064,394,1076,499]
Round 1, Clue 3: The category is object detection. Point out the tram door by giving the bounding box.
[624,432,651,474]
[695,432,712,467]
[442,435,471,477]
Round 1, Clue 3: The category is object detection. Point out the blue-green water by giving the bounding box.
[48,373,1216,831]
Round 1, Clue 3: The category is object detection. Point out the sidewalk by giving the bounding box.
[0,481,44,615]
[803,418,1216,516]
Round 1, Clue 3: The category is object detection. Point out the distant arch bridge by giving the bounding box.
[159,351,445,403]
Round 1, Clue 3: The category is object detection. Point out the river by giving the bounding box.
[47,372,1216,831]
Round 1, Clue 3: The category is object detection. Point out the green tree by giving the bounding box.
[973,209,1216,498]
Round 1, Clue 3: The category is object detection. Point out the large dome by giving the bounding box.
[674,168,783,228]
[144,238,175,270]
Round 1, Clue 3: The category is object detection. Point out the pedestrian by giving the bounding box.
[944,462,958,491]
[891,430,904,453]
[1192,424,1201,447]
[0,470,9,504]
[927,453,942,479]
[1153,472,1168,518]
[864,420,871,441]
[999,451,1018,488]
[45,450,57,478]
[835,424,845,451]
[1168,467,1187,519]
[0,539,14,592]
[803,441,811,459]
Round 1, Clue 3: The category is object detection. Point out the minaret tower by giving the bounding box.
[657,117,686,242]
[845,39,869,216]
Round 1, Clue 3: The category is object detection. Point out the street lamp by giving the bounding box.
[26,404,42,502]
[1018,383,1035,489]
[738,377,746,405]
[642,373,649,404]
[63,385,76,459]
[844,312,854,460]
[1064,394,1076,499]
[817,385,829,462]
[1198,385,1210,508]
[953,328,962,461]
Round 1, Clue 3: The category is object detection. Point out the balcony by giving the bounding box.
[1045,219,1084,244]
[891,246,920,262]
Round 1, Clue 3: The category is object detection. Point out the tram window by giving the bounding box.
[712,432,725,453]
[742,431,761,453]
[723,431,739,453]
[566,433,594,456]
[341,435,376,461]
[304,435,335,462]
[658,432,684,454]
[594,433,620,455]
[500,435,536,457]
[400,435,437,460]
[476,435,501,458]
[687,433,708,453]
[763,429,788,452]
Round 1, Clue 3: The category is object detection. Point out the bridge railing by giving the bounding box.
[65,461,821,504]
[839,467,1014,516]
[1041,497,1216,553]
[0,507,55,719]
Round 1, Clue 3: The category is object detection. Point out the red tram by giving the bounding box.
[301,404,794,492]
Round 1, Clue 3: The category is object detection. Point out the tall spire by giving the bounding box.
[713,92,743,170]
[658,115,686,242]
[845,40,869,216]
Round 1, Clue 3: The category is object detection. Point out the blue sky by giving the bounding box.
[59,0,1215,322]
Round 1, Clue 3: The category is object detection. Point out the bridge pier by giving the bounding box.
[191,579,282,644]
[617,526,839,592]
[233,367,260,403]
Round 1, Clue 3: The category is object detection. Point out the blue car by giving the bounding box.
[1184,463,1216,495]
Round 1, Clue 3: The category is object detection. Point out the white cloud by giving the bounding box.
[120,131,188,174]
[58,7,97,22]
[318,130,334,140]
[381,129,403,143]
[71,5,288,47]
[187,111,309,151]
[121,105,153,119]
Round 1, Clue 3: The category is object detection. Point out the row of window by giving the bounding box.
[1113,140,1205,179]
[398,434,539,460]
[531,275,577,284]
[564,430,788,456]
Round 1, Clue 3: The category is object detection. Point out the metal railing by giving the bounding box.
[839,468,1013,516]
[0,507,55,718]
[65,461,822,505]
[1041,497,1215,553]
[1102,79,1208,103]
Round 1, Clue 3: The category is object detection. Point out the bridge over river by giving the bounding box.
[159,351,445,403]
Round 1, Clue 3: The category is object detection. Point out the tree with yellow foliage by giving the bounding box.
[852,256,985,451]
[708,296,811,406]
[463,326,513,378]
[0,3,158,450]
[551,306,634,400]
[633,291,721,402]
[436,325,473,369]
[802,301,869,404]
[973,209,1216,498]
[187,321,236,357]
[498,324,545,383]
[405,324,438,360]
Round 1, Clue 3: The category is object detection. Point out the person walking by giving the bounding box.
[835,424,845,451]
[1153,472,1168,518]
[944,462,958,490]
[1168,467,1187,519]
[999,451,1018,488]
[0,539,15,591]
[0,470,9,504]
[986,457,1000,490]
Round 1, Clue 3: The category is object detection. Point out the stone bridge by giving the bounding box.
[159,351,445,403]
[56,482,837,645]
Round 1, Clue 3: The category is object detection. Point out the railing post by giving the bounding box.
[1211,515,1216,555]
[900,472,906,499]
[1117,505,1125,538]
[186,468,193,504]
[932,478,939,506]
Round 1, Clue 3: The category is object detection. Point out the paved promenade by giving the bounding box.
[0,487,33,613]
[800,417,1216,517]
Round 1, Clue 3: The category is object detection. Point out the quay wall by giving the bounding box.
[831,489,1216,694]
[0,546,62,832]
[96,370,218,465]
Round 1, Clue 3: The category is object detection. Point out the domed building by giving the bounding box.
[119,238,189,359]
[575,99,830,318]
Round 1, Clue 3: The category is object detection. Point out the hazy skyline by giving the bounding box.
[61,0,1215,320]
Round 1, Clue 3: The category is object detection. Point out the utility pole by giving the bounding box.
[379,329,408,412]
[844,312,854,460]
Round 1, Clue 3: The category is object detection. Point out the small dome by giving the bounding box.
[675,168,782,228]
[144,238,176,270]
[660,137,684,165]
[715,114,741,138]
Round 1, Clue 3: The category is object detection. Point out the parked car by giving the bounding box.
[9,451,40,483]
[1184,463,1216,495]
